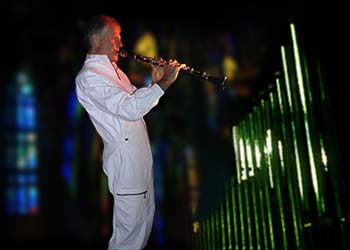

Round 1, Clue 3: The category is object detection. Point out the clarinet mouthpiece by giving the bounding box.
[118,50,129,58]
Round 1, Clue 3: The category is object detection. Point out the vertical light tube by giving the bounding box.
[234,125,246,249]
[230,179,239,250]
[248,114,261,249]
[290,22,322,214]
[221,202,227,250]
[241,121,253,249]
[281,45,306,206]
[270,91,288,249]
[211,213,216,250]
[261,99,275,250]
[315,59,346,246]
[276,76,303,248]
[225,188,232,250]
[216,208,221,250]
[207,217,211,250]
[253,106,269,249]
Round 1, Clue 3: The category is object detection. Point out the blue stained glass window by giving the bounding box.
[4,69,39,215]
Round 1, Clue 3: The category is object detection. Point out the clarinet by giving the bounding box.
[118,50,227,89]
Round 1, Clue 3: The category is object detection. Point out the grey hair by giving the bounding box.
[83,15,120,51]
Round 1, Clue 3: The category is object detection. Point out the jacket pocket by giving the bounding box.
[116,190,147,199]
[115,191,147,224]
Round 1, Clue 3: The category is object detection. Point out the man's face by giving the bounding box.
[92,22,122,62]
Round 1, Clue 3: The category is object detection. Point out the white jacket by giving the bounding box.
[75,54,164,195]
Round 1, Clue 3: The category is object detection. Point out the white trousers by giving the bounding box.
[108,182,155,250]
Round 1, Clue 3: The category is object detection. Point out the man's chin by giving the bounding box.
[112,56,119,63]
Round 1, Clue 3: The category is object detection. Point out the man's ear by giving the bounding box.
[91,34,100,49]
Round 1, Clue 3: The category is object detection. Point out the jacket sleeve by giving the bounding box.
[76,71,164,122]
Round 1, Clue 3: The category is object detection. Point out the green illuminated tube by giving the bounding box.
[225,188,232,250]
[207,217,211,250]
[235,125,246,249]
[241,121,253,249]
[276,76,302,248]
[261,99,275,250]
[290,22,322,214]
[230,179,239,250]
[281,44,309,210]
[211,213,216,250]
[221,202,227,250]
[270,91,288,249]
[248,113,261,249]
[216,208,220,249]
[253,106,269,249]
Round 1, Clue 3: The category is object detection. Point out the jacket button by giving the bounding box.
[124,138,128,141]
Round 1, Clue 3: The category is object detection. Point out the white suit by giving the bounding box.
[75,54,164,249]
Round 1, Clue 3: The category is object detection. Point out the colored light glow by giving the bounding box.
[62,137,74,185]
[134,31,158,58]
[15,132,38,170]
[17,174,26,185]
[151,142,167,247]
[63,137,74,156]
[222,55,238,81]
[62,162,73,183]
[61,135,79,196]
[16,139,26,169]
[254,140,261,168]
[27,144,38,169]
[246,140,254,177]
[265,129,274,188]
[29,186,39,214]
[16,94,36,130]
[320,138,328,171]
[18,187,27,214]
[28,174,37,183]
[145,75,152,86]
[155,215,165,246]
[193,221,200,233]
[278,140,285,173]
[5,69,39,215]
[239,138,247,181]
[67,90,83,122]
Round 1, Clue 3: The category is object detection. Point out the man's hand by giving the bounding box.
[151,58,165,83]
[155,59,186,91]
